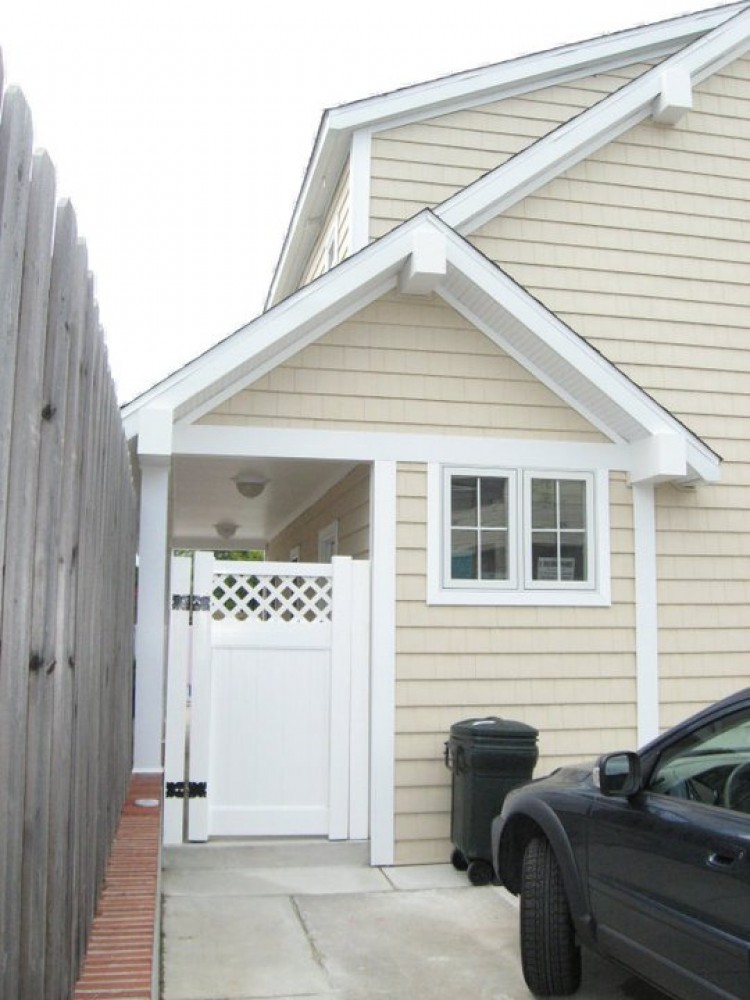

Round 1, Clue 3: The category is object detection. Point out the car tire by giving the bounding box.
[519,836,581,996]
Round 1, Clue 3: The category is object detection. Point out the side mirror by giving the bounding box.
[594,751,642,797]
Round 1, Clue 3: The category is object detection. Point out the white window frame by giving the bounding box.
[442,467,518,591]
[430,464,610,607]
[318,520,339,562]
[522,471,596,592]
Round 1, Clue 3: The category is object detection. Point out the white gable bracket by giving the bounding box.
[399,228,447,295]
[652,69,693,125]
[628,433,687,485]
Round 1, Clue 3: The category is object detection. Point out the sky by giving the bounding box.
[1,0,740,402]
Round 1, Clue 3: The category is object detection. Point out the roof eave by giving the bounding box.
[265,3,746,308]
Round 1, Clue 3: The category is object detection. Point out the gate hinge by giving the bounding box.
[172,594,210,612]
[165,781,207,799]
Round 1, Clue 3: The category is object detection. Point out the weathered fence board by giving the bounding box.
[0,62,138,1000]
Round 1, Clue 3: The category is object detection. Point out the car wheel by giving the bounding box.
[519,836,581,996]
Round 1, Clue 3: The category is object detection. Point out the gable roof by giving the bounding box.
[267,2,749,306]
[122,211,719,484]
[439,2,750,234]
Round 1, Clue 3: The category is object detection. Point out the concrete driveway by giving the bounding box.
[161,839,667,1000]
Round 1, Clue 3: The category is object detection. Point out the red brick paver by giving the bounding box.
[74,773,162,1000]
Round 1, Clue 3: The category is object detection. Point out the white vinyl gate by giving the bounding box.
[163,553,370,844]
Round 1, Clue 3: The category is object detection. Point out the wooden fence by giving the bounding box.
[0,56,138,1000]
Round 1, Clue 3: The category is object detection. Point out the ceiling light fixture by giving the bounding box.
[214,520,238,540]
[233,471,268,499]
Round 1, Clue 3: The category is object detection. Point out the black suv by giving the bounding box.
[491,689,750,998]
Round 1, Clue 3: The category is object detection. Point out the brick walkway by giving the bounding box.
[74,773,163,1000]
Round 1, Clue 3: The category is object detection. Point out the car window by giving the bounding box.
[649,708,750,813]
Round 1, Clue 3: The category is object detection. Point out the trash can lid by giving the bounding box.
[450,716,538,742]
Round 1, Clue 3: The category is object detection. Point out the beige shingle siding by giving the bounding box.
[394,465,637,864]
[369,63,655,240]
[266,464,370,561]
[300,162,351,288]
[200,293,607,440]
[467,54,750,735]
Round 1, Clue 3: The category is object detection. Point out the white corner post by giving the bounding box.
[133,408,173,772]
[633,481,659,745]
[369,460,396,866]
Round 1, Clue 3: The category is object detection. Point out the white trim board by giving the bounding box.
[369,460,396,865]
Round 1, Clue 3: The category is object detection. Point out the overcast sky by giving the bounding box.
[1,0,739,402]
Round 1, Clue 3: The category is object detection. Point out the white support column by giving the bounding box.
[133,408,173,772]
[349,559,371,841]
[369,461,396,866]
[329,556,353,840]
[633,482,659,745]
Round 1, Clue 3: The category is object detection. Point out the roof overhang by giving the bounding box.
[438,3,750,234]
[266,3,748,307]
[123,212,720,486]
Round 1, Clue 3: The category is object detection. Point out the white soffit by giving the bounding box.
[439,4,750,234]
[266,3,746,307]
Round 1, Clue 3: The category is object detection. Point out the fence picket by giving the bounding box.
[0,85,35,1000]
[0,66,138,1000]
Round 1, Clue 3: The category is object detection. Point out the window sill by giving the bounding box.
[427,584,611,607]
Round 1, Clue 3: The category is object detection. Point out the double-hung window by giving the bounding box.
[439,466,601,603]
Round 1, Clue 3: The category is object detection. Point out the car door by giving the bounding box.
[586,708,750,999]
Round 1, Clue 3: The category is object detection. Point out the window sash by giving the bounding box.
[444,469,517,589]
[524,472,595,590]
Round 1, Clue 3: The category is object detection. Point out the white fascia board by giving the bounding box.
[266,5,745,307]
[686,440,722,484]
[175,216,452,423]
[130,216,436,428]
[327,5,743,133]
[177,271,398,426]
[440,6,750,235]
[266,124,350,309]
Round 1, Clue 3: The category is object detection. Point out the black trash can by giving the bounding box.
[444,716,538,885]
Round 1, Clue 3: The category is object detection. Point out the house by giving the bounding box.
[123,1,750,865]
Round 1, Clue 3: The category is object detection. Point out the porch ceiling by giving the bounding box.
[171,455,356,551]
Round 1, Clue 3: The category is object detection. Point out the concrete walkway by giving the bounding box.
[161,839,666,1000]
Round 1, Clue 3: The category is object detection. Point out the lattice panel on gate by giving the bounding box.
[211,572,333,623]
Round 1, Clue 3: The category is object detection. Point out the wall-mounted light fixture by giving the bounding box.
[233,471,268,499]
